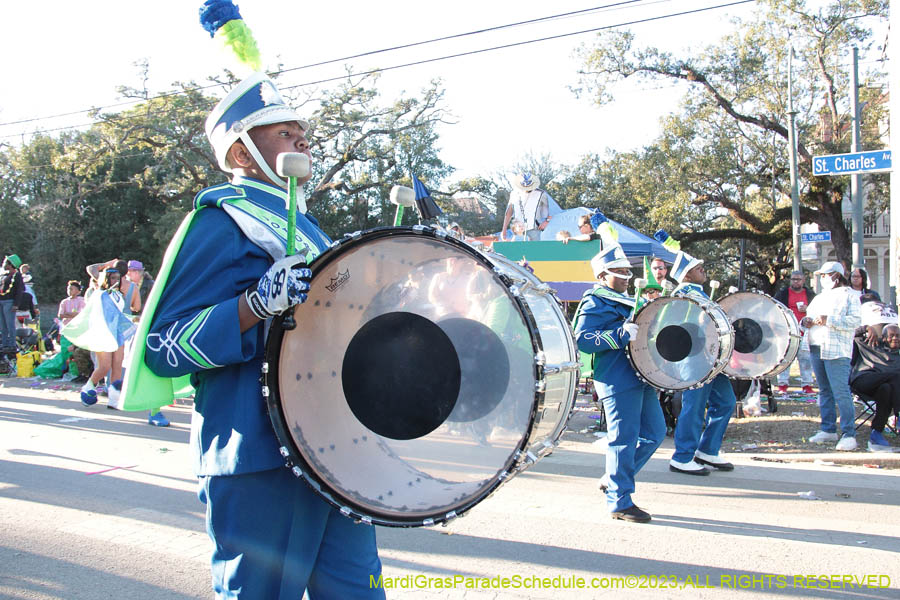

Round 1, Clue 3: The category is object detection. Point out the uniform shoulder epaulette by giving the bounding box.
[194,182,248,210]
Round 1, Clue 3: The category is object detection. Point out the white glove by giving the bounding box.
[622,322,639,342]
[245,256,312,320]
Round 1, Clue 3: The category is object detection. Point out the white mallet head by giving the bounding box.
[275,152,310,178]
[728,286,739,294]
[662,280,675,291]
[390,185,416,207]
[709,279,720,289]
[633,278,647,289]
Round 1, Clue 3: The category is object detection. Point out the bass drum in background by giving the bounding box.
[263,227,579,527]
[626,295,734,391]
[717,290,801,380]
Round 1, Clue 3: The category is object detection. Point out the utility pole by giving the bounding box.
[787,44,802,271]
[850,46,865,268]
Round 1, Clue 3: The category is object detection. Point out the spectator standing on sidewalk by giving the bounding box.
[774,270,816,395]
[802,262,861,451]
[0,255,25,351]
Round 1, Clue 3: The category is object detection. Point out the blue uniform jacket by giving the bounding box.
[573,286,641,401]
[145,177,332,476]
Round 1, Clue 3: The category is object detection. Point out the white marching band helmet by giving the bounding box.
[205,72,309,189]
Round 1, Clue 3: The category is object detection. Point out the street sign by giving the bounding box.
[812,150,892,176]
[800,231,831,243]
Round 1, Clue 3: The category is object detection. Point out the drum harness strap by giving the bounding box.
[119,180,325,413]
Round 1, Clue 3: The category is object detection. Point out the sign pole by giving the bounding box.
[787,43,802,271]
[850,46,864,269]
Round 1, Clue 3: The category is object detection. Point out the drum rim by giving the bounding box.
[625,295,733,391]
[263,226,546,527]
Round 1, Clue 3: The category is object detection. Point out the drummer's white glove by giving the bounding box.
[622,322,639,342]
[245,256,312,320]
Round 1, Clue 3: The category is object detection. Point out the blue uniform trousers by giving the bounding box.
[598,382,666,512]
[672,374,736,464]
[198,468,384,600]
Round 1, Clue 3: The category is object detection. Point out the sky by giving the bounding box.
[0,0,878,184]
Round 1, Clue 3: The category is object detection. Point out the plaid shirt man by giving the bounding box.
[806,286,860,360]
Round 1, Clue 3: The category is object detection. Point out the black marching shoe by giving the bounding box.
[611,505,651,523]
[668,459,710,476]
[694,451,734,471]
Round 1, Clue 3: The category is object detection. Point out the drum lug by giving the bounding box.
[279,446,290,458]
[535,380,546,393]
[412,224,429,233]
[261,385,269,397]
[261,362,269,374]
[344,230,363,239]
[534,351,547,366]
[422,518,435,527]
[542,361,581,375]
[444,510,458,523]
[291,465,303,478]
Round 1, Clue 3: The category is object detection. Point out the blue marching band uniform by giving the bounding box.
[573,221,666,522]
[669,279,737,475]
[130,71,384,599]
[573,284,666,517]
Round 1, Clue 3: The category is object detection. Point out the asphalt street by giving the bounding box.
[1,382,898,599]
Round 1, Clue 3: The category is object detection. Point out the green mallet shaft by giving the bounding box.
[275,153,311,256]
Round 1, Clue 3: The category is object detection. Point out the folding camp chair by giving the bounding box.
[853,391,900,435]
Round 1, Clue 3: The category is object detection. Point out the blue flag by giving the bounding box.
[412,174,442,220]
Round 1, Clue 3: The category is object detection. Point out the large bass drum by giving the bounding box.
[717,290,801,380]
[626,295,734,391]
[263,227,578,527]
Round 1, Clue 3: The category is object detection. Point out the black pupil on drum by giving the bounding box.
[733,318,764,354]
[342,311,461,440]
[437,318,509,422]
[655,325,692,362]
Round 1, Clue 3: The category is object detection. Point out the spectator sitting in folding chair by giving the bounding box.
[850,324,900,452]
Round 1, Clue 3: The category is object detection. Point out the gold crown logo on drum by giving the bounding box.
[325,270,350,292]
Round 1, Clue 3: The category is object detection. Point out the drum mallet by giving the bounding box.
[390,185,416,226]
[661,280,675,296]
[630,277,647,320]
[709,279,720,301]
[728,285,739,294]
[275,152,311,330]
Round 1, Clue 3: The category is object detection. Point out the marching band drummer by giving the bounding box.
[132,72,384,598]
[656,230,737,476]
[574,215,665,523]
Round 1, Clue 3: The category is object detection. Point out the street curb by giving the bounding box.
[743,452,900,468]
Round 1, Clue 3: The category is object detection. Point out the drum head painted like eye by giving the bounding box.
[343,312,460,440]
[718,291,801,379]
[270,233,542,524]
[628,296,733,390]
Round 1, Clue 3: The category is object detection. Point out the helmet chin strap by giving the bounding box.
[605,270,633,281]
[238,131,289,190]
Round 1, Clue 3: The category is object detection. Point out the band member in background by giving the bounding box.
[574,214,665,523]
[660,232,736,475]
[641,256,663,301]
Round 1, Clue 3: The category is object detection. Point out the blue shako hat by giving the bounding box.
[589,210,632,279]
[205,72,309,188]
